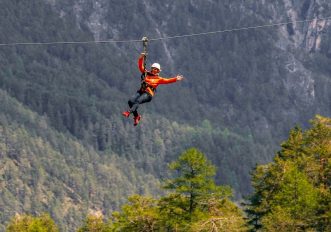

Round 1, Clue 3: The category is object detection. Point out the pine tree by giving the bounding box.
[159,148,245,231]
[110,148,247,231]
[262,165,319,230]
[246,115,331,231]
[77,214,112,232]
[112,195,159,232]
[163,148,231,215]
[6,214,59,232]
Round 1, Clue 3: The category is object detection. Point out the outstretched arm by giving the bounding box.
[158,75,184,84]
[138,53,146,73]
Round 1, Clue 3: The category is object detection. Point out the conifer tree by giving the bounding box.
[246,115,331,231]
[111,148,247,231]
[163,148,232,214]
[77,214,112,232]
[159,148,245,231]
[111,195,159,232]
[6,214,59,232]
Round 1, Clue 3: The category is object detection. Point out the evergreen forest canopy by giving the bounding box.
[4,116,331,231]
[0,0,331,231]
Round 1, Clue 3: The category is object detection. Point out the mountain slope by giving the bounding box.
[0,89,161,231]
[0,0,331,230]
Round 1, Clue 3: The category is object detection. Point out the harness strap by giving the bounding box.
[140,73,156,93]
[139,36,156,94]
[141,37,148,81]
[140,82,155,92]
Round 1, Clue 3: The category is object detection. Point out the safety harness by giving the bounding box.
[139,37,156,94]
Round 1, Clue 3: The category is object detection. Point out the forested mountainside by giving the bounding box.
[4,116,331,231]
[0,0,330,231]
[0,90,162,231]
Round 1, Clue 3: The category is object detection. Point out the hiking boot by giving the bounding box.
[122,111,130,118]
[133,115,141,126]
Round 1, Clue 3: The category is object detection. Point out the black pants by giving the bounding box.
[128,91,152,117]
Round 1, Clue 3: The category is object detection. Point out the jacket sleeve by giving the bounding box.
[138,55,146,73]
[157,77,177,84]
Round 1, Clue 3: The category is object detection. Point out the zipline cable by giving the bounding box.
[0,16,330,47]
[149,16,331,41]
[0,39,142,47]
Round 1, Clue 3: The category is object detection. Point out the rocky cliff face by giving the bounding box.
[279,0,330,52]
[276,0,331,115]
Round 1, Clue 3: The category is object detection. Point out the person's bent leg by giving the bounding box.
[128,92,140,108]
[123,92,141,117]
[131,93,152,117]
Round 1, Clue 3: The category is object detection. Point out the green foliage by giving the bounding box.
[6,214,59,232]
[272,166,319,218]
[190,199,247,232]
[159,148,246,231]
[259,207,298,232]
[77,214,112,232]
[111,149,247,231]
[112,195,159,232]
[246,115,331,231]
[158,193,190,230]
[159,148,245,231]
[163,148,232,216]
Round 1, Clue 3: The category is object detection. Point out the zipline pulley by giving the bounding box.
[141,36,149,81]
[142,36,148,54]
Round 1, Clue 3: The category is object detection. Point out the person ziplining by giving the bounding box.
[122,37,184,126]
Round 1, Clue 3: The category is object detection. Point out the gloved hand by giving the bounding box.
[176,75,184,81]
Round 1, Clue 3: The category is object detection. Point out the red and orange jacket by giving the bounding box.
[138,55,177,96]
